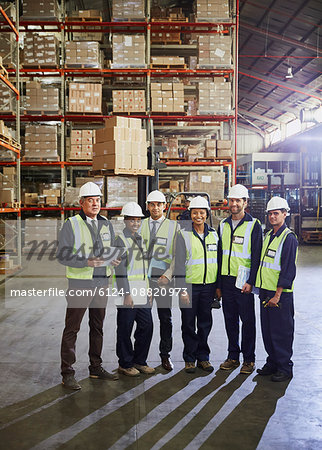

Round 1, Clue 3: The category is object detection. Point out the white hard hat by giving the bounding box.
[188,196,210,210]
[79,181,102,198]
[227,184,249,199]
[121,202,144,217]
[146,190,166,203]
[266,196,290,212]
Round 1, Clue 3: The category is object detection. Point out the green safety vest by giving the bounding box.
[255,227,296,293]
[220,218,259,277]
[140,218,178,276]
[117,232,149,288]
[66,214,112,279]
[180,228,218,284]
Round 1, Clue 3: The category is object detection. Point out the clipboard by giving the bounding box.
[99,247,125,266]
[235,265,259,295]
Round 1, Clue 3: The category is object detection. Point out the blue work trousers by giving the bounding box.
[116,307,153,368]
[259,289,294,376]
[181,283,215,362]
[222,276,256,363]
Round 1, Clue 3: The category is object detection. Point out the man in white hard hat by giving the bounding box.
[217,184,262,374]
[255,196,298,382]
[114,202,155,377]
[178,196,194,222]
[140,190,179,371]
[57,181,120,390]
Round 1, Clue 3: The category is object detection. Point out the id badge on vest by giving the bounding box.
[207,243,217,252]
[232,235,244,245]
[266,249,276,258]
[102,232,110,241]
[156,237,167,246]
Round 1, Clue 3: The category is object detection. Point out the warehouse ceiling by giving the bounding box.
[238,0,322,136]
[65,0,321,138]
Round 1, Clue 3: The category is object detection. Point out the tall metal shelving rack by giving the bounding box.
[0,2,21,274]
[1,0,238,225]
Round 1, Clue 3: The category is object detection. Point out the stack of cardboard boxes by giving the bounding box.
[151,82,184,113]
[151,56,185,67]
[198,35,232,66]
[25,81,60,112]
[106,176,139,207]
[151,26,181,44]
[68,130,95,160]
[198,79,231,113]
[93,116,147,171]
[184,145,204,161]
[0,33,15,67]
[23,218,58,255]
[194,0,230,21]
[23,34,59,66]
[112,35,146,68]
[112,90,145,113]
[68,83,102,113]
[205,140,217,158]
[43,188,60,205]
[112,0,145,20]
[0,83,14,113]
[65,41,101,67]
[161,137,179,158]
[0,167,16,206]
[24,125,58,160]
[186,171,225,201]
[22,0,59,19]
[68,10,103,41]
[216,140,232,158]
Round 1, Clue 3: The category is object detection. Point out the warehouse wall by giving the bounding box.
[236,126,264,155]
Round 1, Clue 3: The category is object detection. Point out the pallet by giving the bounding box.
[151,18,188,22]
[24,110,62,116]
[0,202,20,209]
[90,168,154,176]
[110,64,147,69]
[113,111,146,115]
[151,112,185,116]
[0,133,21,150]
[66,111,102,116]
[160,157,185,162]
[151,40,182,45]
[302,230,322,244]
[68,158,93,162]
[111,18,146,22]
[66,16,103,22]
[64,64,101,69]
[23,65,60,69]
[22,156,60,162]
[150,63,186,69]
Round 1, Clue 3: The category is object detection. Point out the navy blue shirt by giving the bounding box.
[266,223,298,290]
[217,212,263,288]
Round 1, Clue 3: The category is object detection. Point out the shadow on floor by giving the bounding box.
[0,370,291,450]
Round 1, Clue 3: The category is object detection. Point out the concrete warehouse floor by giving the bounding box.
[0,245,321,450]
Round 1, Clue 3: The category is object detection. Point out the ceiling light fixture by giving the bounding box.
[285,66,293,79]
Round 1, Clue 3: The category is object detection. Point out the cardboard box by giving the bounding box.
[24,193,38,205]
[217,140,231,149]
[96,127,124,143]
[217,148,231,158]
[93,141,131,157]
[104,116,128,128]
[92,154,131,170]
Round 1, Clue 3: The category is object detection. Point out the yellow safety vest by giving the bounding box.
[256,227,297,293]
[140,218,178,276]
[117,232,149,288]
[66,214,112,279]
[220,218,259,277]
[180,228,218,284]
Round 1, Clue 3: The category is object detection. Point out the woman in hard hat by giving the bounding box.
[114,202,155,377]
[255,196,298,382]
[175,196,219,373]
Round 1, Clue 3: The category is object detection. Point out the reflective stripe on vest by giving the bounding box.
[255,227,294,292]
[140,218,177,274]
[181,229,218,284]
[220,218,257,276]
[118,233,148,284]
[66,215,111,279]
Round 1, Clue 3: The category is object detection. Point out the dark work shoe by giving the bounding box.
[197,361,214,372]
[211,298,221,309]
[257,364,276,376]
[220,359,240,370]
[185,362,196,373]
[62,374,81,390]
[271,371,292,382]
[89,366,119,381]
[161,357,174,371]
